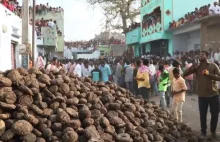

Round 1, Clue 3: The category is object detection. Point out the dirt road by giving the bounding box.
[151,95,220,142]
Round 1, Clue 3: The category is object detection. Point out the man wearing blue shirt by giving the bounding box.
[99,60,111,82]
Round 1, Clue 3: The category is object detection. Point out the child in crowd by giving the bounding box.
[91,63,102,82]
[158,65,170,108]
[172,68,187,122]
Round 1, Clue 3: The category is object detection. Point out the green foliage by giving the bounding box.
[86,0,140,33]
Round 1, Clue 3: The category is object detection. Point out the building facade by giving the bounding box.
[35,11,64,59]
[0,4,35,71]
[126,0,212,56]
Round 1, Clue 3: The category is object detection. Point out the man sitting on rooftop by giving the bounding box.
[209,0,220,14]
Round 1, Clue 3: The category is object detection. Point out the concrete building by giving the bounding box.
[0,4,35,71]
[34,11,64,59]
[126,0,212,56]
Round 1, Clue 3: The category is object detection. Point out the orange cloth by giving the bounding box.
[172,77,187,103]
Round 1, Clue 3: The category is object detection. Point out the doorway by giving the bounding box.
[11,42,17,69]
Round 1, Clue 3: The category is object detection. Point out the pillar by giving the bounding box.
[135,44,140,57]
[22,0,30,44]
[168,39,173,56]
[145,43,151,53]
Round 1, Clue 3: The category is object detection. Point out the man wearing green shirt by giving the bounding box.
[158,65,170,108]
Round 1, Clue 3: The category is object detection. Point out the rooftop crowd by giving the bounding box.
[0,1,63,18]
[34,18,62,36]
[1,0,21,17]
[169,1,220,28]
[128,22,140,32]
[29,3,64,15]
[34,47,220,140]
[65,38,125,48]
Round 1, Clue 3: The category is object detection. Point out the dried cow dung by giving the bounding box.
[0,68,203,142]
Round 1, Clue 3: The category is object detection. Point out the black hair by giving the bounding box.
[53,57,57,61]
[172,60,181,67]
[100,60,105,65]
[125,60,130,65]
[143,59,149,66]
[159,65,164,72]
[201,51,209,57]
[173,67,180,74]
[136,60,141,66]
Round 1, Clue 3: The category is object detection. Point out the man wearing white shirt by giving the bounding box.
[209,0,220,14]
[48,19,55,28]
[214,48,220,62]
[74,59,82,77]
[82,60,92,77]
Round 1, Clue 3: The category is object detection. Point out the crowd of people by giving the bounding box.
[34,18,62,36]
[169,1,220,29]
[1,1,63,18]
[29,3,64,15]
[1,0,21,17]
[34,47,220,140]
[65,38,125,48]
[127,22,140,32]
[142,12,162,36]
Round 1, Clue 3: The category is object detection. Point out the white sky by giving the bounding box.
[18,0,106,41]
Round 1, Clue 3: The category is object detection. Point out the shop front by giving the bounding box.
[126,27,141,57]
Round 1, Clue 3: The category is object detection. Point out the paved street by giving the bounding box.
[150,95,220,141]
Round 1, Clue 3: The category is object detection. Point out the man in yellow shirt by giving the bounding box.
[136,60,151,100]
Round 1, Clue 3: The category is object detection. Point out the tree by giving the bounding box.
[87,0,140,34]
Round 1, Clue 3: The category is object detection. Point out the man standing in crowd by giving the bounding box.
[99,60,111,82]
[74,59,82,77]
[184,51,220,140]
[124,60,133,93]
[184,59,194,95]
[91,63,102,82]
[136,59,151,100]
[46,57,57,72]
[115,58,124,87]
[82,60,91,77]
[158,65,170,108]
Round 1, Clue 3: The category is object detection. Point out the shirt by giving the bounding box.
[169,66,183,87]
[91,68,102,81]
[209,4,220,14]
[184,63,193,80]
[99,64,111,82]
[172,77,187,103]
[82,66,91,77]
[184,61,220,97]
[149,64,156,76]
[136,70,150,89]
[74,64,82,77]
[46,64,57,72]
[125,66,133,82]
[159,70,169,92]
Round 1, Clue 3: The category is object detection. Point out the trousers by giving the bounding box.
[172,102,184,122]
[198,95,219,134]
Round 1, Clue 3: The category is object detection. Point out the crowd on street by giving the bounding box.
[169,1,220,29]
[33,47,220,140]
[65,38,125,48]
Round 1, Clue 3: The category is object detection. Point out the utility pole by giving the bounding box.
[21,0,30,69]
[32,0,36,67]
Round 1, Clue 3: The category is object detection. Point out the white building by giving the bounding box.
[0,4,36,71]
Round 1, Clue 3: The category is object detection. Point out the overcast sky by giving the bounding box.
[18,0,105,41]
